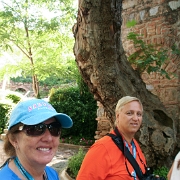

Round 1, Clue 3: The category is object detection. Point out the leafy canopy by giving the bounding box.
[0,0,78,85]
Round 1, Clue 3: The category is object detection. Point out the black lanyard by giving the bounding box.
[107,127,146,179]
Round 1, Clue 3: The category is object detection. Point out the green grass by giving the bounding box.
[154,166,168,179]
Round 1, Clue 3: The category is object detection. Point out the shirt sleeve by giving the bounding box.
[76,142,112,180]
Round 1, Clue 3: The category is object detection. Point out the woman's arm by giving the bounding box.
[167,162,174,180]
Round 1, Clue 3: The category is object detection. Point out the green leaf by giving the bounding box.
[126,20,137,28]
[126,23,175,79]
[171,44,180,55]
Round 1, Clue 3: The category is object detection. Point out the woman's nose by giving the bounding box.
[42,128,53,141]
[132,113,139,120]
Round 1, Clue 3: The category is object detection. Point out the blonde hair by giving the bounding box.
[115,96,143,125]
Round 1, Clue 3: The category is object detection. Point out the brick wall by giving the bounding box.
[121,0,180,133]
[95,0,180,140]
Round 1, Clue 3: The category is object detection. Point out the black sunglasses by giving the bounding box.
[18,122,61,137]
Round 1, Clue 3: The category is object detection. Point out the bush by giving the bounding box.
[0,103,12,134]
[67,148,86,178]
[0,90,22,134]
[153,166,168,179]
[49,86,97,140]
[6,94,21,103]
[60,136,95,146]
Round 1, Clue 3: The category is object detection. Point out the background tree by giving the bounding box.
[73,0,176,168]
[0,0,77,98]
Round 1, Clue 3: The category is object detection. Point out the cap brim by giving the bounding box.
[54,113,73,128]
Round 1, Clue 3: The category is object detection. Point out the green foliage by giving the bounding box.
[126,20,178,79]
[49,86,97,140]
[0,0,78,96]
[0,90,24,133]
[11,77,32,83]
[126,19,137,28]
[60,136,95,146]
[67,148,86,178]
[11,69,78,87]
[0,103,12,134]
[154,166,168,179]
[127,31,170,79]
[6,94,21,104]
[172,44,180,55]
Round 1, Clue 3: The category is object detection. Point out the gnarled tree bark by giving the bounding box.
[73,0,176,167]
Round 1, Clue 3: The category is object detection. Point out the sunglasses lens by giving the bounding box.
[24,124,46,136]
[48,122,61,136]
[23,122,61,136]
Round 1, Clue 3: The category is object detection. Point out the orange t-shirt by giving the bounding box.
[76,131,146,180]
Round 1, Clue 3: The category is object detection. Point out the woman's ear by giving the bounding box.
[8,134,18,149]
[116,112,119,120]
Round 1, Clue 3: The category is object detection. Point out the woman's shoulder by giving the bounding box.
[45,166,59,179]
[175,151,180,160]
[0,163,21,179]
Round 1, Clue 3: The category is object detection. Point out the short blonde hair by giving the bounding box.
[115,96,143,125]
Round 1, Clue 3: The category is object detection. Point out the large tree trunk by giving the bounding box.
[73,0,176,167]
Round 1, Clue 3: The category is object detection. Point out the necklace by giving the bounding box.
[14,157,48,180]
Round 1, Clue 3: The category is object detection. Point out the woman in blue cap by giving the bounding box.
[0,98,73,180]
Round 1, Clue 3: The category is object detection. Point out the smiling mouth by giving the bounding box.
[131,123,138,126]
[37,147,51,151]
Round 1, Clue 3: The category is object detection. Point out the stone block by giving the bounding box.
[3,129,8,134]
[0,134,6,141]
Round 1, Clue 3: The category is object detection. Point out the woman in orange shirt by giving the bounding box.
[76,96,146,180]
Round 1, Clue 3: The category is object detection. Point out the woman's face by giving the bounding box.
[13,117,60,167]
[116,101,143,136]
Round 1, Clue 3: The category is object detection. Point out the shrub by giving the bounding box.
[49,86,97,140]
[0,103,12,134]
[67,148,86,178]
[153,166,168,179]
[6,94,21,103]
[0,90,22,134]
[60,136,95,146]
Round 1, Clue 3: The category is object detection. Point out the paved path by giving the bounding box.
[0,140,7,166]
[0,140,80,179]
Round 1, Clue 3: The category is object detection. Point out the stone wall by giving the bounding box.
[0,80,50,97]
[95,0,180,141]
[94,101,112,140]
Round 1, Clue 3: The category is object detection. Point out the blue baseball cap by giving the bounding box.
[8,98,73,130]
